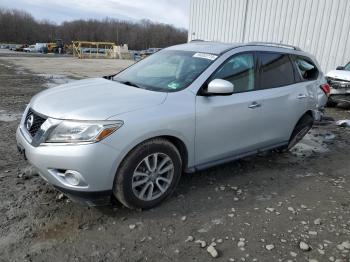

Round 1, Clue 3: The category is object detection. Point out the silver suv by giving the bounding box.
[16,41,329,208]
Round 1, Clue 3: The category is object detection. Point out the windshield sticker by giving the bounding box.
[193,53,218,61]
[168,81,180,89]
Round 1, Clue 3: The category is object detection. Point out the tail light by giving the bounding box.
[320,83,330,96]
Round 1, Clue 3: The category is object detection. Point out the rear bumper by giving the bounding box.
[311,109,323,122]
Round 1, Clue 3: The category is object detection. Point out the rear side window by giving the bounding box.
[258,52,295,89]
[293,56,319,81]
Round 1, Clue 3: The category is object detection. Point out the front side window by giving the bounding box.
[259,52,295,89]
[345,62,350,71]
[210,53,255,93]
[293,56,319,81]
[114,50,216,92]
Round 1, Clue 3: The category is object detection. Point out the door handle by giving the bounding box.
[297,94,307,99]
[248,102,261,109]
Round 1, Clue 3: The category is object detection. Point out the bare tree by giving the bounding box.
[0,8,187,49]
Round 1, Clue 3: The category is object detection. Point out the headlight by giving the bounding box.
[45,120,123,144]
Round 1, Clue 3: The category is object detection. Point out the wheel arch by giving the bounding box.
[160,135,189,172]
[288,110,315,140]
[305,110,314,120]
[114,134,190,178]
[295,110,314,129]
[112,135,187,209]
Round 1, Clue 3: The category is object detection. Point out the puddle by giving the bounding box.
[3,61,76,88]
[14,66,29,75]
[0,63,12,68]
[37,74,75,88]
[197,217,225,233]
[295,172,321,178]
[256,194,273,201]
[0,110,22,122]
[11,66,75,88]
[291,129,335,157]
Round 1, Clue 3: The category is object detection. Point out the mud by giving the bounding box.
[1,54,350,262]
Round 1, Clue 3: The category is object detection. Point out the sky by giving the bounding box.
[0,0,190,29]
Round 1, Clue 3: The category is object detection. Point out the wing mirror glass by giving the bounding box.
[336,66,345,70]
[207,79,234,95]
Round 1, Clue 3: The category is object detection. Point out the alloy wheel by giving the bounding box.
[132,153,174,201]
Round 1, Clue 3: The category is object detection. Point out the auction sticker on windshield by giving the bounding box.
[167,81,180,89]
[193,53,218,61]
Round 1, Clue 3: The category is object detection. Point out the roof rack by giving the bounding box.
[247,42,302,51]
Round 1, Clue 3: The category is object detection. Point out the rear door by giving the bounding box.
[256,52,307,147]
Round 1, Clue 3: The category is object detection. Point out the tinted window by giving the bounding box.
[259,52,295,89]
[293,56,319,81]
[211,53,255,93]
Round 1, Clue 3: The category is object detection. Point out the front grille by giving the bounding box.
[25,109,47,137]
[327,77,350,89]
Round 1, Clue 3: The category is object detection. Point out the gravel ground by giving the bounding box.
[0,49,134,78]
[1,54,350,262]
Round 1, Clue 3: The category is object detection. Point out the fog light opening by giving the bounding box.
[64,170,81,186]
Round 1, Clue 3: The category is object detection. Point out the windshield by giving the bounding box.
[114,50,217,92]
[345,62,350,71]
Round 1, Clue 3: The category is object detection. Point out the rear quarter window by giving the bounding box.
[292,56,319,81]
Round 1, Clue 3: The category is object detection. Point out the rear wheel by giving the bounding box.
[113,138,182,209]
[287,114,314,150]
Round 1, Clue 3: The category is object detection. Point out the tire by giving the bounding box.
[287,114,314,150]
[113,138,182,209]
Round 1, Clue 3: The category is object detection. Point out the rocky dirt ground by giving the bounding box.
[1,53,350,262]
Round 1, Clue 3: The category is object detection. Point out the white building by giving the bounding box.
[189,0,350,73]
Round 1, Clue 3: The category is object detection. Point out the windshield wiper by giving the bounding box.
[119,80,143,89]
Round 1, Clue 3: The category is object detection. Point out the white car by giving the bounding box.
[326,62,350,106]
[23,45,36,53]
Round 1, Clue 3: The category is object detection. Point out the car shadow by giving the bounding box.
[94,149,311,218]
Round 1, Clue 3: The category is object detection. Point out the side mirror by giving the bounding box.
[207,79,234,95]
[336,66,345,70]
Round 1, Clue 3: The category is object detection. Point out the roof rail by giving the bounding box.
[190,39,205,42]
[247,42,302,51]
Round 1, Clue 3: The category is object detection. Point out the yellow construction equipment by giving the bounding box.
[47,42,56,53]
[72,41,115,59]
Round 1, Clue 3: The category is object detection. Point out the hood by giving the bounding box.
[31,78,167,120]
[326,70,350,81]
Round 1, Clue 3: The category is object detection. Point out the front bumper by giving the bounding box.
[54,186,112,206]
[328,78,350,104]
[16,126,122,205]
[329,93,350,104]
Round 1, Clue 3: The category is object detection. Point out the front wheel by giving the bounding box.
[113,138,182,209]
[287,114,314,150]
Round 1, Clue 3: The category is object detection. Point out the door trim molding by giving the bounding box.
[187,141,288,172]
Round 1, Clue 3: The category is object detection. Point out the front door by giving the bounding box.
[195,52,263,166]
